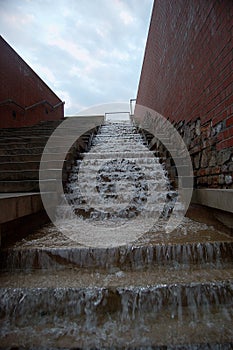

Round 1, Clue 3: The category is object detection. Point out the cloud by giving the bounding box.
[0,0,153,115]
[120,10,135,25]
[0,1,35,28]
[32,63,56,85]
[48,37,92,65]
[56,90,72,109]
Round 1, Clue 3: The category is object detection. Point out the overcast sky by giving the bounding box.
[0,0,153,116]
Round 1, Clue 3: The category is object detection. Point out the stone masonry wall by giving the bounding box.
[137,0,233,189]
[178,118,233,189]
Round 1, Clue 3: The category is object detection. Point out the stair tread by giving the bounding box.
[0,179,57,183]
[1,218,232,270]
[0,169,62,174]
[4,217,232,248]
[0,266,233,289]
[0,160,69,170]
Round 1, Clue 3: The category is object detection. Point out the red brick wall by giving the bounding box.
[0,36,64,128]
[137,0,233,189]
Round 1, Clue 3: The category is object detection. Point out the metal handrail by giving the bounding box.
[25,100,64,111]
[0,98,25,111]
[0,98,65,113]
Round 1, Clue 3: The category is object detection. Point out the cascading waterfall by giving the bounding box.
[55,121,179,247]
[1,121,233,273]
[0,121,233,348]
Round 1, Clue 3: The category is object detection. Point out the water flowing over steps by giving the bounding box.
[0,270,232,348]
[0,122,233,349]
[63,123,171,232]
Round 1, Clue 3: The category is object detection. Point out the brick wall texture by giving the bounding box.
[0,36,64,128]
[137,0,233,189]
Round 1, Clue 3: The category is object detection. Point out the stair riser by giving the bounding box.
[0,143,47,149]
[0,147,78,156]
[0,180,61,192]
[0,136,79,144]
[0,283,232,323]
[0,282,232,349]
[1,242,233,270]
[0,152,74,163]
[0,155,42,162]
[0,148,46,156]
[0,139,86,150]
[0,170,68,181]
[1,310,232,347]
[0,181,40,192]
[0,160,71,171]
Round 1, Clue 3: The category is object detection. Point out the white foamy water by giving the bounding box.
[55,122,176,247]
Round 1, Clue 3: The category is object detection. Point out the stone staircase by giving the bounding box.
[0,122,232,349]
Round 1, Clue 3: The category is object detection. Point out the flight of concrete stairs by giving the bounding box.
[0,122,232,349]
[0,119,94,193]
[0,118,99,247]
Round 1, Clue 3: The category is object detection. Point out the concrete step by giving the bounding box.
[0,179,59,192]
[1,120,63,132]
[0,137,86,148]
[0,130,58,138]
[0,122,62,133]
[0,154,42,163]
[0,146,78,156]
[0,133,51,139]
[0,142,48,149]
[0,152,74,163]
[0,268,232,348]
[35,120,64,128]
[0,192,56,225]
[0,169,68,181]
[2,242,232,270]
[1,265,232,289]
[0,170,40,181]
[0,161,40,171]
[0,133,74,144]
[0,180,40,192]
[0,160,71,171]
[1,228,232,270]
[0,147,46,156]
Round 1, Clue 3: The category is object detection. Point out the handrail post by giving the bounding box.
[130,98,136,116]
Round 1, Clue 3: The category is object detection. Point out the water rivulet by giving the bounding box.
[0,121,233,349]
